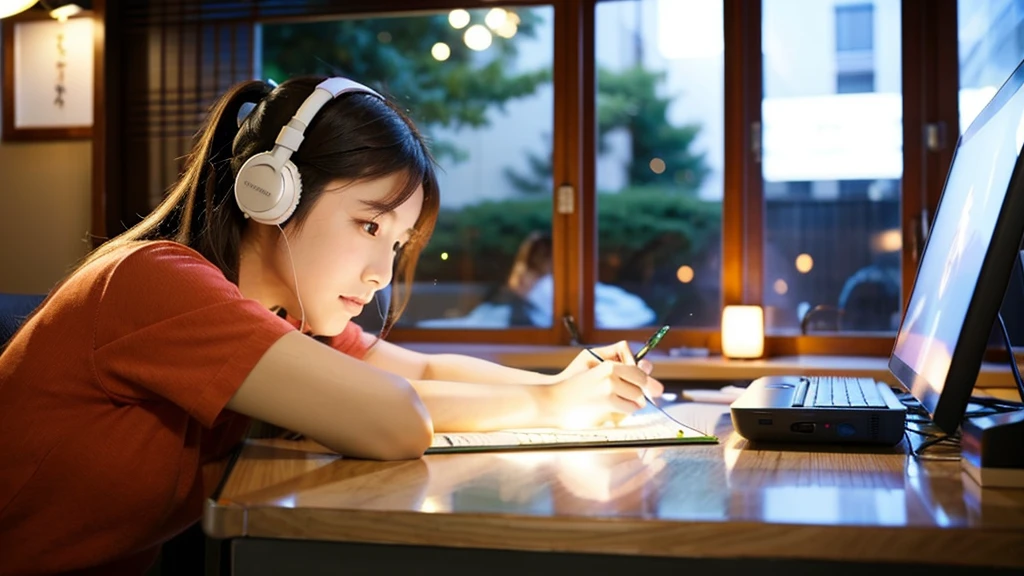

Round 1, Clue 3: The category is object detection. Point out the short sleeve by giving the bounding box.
[281,313,370,359]
[92,242,296,428]
[323,322,371,359]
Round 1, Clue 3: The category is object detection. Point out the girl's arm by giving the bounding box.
[403,379,552,432]
[360,335,554,384]
[227,331,434,460]
[360,337,657,432]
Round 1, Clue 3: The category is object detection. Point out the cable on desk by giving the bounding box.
[888,389,961,460]
[903,427,961,461]
[889,386,1023,461]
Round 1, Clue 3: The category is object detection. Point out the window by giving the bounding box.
[835,4,876,94]
[763,0,902,334]
[102,0,977,355]
[958,0,1024,346]
[837,71,875,94]
[261,7,556,332]
[835,4,874,52]
[593,0,724,330]
[958,0,1024,133]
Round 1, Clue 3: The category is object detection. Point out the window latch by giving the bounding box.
[556,184,574,214]
[751,121,762,163]
[925,122,947,152]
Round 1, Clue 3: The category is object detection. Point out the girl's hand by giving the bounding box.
[558,341,662,395]
[542,360,662,429]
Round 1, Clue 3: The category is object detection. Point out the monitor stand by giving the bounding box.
[960,252,1024,489]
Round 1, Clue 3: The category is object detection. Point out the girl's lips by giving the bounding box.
[339,296,366,314]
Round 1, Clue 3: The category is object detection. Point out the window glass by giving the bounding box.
[763,0,902,334]
[593,0,724,330]
[958,0,1024,346]
[958,0,1024,133]
[836,4,874,52]
[261,7,555,331]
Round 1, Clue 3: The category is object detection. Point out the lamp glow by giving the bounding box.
[463,24,492,51]
[50,3,83,21]
[448,9,470,29]
[431,42,451,61]
[0,0,38,20]
[676,265,694,283]
[484,8,508,30]
[721,305,764,359]
[495,21,518,38]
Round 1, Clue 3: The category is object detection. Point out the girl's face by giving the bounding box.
[274,173,424,336]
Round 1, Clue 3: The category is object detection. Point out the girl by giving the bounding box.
[0,76,661,575]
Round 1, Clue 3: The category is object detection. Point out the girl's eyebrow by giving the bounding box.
[358,199,396,214]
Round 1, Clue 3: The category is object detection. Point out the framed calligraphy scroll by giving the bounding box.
[2,14,93,141]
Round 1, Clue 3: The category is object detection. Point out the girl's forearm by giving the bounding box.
[422,353,556,386]
[409,379,555,432]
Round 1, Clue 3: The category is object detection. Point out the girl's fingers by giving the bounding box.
[590,341,637,365]
[614,340,637,365]
[611,363,647,387]
[646,377,665,398]
[608,395,641,415]
[638,359,653,375]
[611,377,647,408]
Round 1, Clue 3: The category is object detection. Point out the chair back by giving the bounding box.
[0,293,46,347]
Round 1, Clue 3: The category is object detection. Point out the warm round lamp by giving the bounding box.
[0,1,37,20]
[721,305,764,359]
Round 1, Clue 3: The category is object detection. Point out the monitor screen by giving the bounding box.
[890,58,1024,434]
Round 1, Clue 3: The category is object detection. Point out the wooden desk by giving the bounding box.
[205,403,1024,575]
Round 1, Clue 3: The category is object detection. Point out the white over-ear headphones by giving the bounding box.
[234,77,383,226]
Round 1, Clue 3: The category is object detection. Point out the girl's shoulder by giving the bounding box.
[80,240,222,285]
[62,240,237,313]
[89,239,208,270]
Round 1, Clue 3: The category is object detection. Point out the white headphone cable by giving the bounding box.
[276,224,306,333]
[375,289,387,329]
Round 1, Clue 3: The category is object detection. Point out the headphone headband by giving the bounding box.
[234,77,383,226]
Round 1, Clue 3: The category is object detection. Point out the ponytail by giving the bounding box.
[85,80,272,281]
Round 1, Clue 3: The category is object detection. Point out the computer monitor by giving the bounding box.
[889,57,1024,435]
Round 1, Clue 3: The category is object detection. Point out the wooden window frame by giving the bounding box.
[93,0,969,357]
[579,0,961,358]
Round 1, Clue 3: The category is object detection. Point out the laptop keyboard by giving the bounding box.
[791,376,888,408]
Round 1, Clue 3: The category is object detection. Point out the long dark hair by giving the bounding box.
[73,77,439,337]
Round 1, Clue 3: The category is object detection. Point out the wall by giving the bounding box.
[0,26,92,295]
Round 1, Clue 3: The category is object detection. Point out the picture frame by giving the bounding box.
[2,13,94,141]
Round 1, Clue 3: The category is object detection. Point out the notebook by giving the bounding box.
[426,401,716,454]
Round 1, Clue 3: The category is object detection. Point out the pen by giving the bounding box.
[582,325,671,364]
[581,325,684,429]
[634,325,670,362]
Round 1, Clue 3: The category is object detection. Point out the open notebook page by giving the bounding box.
[427,402,716,454]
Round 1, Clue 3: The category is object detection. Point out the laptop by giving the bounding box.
[731,56,1024,446]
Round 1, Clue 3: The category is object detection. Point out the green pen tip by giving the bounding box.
[649,325,669,346]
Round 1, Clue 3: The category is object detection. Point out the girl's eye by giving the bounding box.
[361,221,380,236]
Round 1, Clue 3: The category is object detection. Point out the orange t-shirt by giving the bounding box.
[0,241,369,575]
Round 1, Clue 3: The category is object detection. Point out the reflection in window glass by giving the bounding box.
[762,0,902,334]
[593,0,724,330]
[958,0,1024,133]
[958,0,1024,346]
[261,7,555,331]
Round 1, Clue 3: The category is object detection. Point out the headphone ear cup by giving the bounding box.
[234,153,301,226]
[276,160,302,225]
